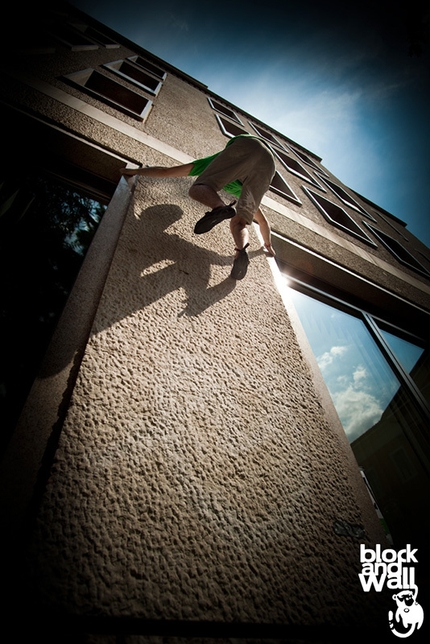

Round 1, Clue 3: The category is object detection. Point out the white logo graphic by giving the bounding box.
[358,544,424,638]
[389,586,424,638]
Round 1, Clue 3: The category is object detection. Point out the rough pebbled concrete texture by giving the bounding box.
[26,177,388,627]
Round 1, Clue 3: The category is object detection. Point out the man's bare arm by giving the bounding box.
[120,163,195,178]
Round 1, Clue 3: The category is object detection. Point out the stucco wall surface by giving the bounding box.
[25,177,389,627]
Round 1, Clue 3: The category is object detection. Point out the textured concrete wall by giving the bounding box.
[24,175,389,631]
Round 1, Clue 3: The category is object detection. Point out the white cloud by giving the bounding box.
[353,365,367,384]
[332,385,384,442]
[317,345,348,371]
[315,348,385,439]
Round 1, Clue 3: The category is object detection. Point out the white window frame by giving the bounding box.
[269,171,302,205]
[69,23,120,48]
[303,186,377,246]
[275,149,324,189]
[288,147,329,176]
[316,175,376,220]
[215,114,249,138]
[49,23,99,51]
[249,122,287,150]
[208,98,244,126]
[363,222,430,276]
[103,60,163,96]
[127,56,167,80]
[63,69,152,121]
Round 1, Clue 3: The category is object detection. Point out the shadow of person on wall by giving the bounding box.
[93,203,237,332]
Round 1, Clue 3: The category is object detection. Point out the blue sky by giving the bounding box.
[71,0,430,247]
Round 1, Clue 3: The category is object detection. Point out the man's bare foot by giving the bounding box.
[120,167,139,176]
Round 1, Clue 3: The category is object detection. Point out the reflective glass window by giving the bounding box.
[288,287,430,550]
[379,328,430,408]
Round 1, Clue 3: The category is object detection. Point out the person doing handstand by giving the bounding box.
[121,134,276,280]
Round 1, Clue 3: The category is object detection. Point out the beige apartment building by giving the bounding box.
[0,3,429,642]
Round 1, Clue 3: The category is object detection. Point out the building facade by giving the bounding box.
[1,3,429,642]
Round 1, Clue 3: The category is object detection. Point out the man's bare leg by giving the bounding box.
[191,183,237,235]
[230,214,249,253]
[229,207,275,279]
[188,183,226,210]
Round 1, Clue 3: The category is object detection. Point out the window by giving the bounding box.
[127,56,166,80]
[269,171,301,204]
[249,122,286,149]
[70,23,119,48]
[286,283,430,548]
[418,249,430,269]
[303,187,376,246]
[208,98,244,125]
[290,147,327,174]
[274,150,323,188]
[104,60,162,95]
[378,325,430,408]
[215,114,249,138]
[63,69,152,121]
[317,175,375,220]
[375,211,409,241]
[364,223,430,276]
[0,106,129,455]
[49,23,99,50]
[0,174,106,455]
